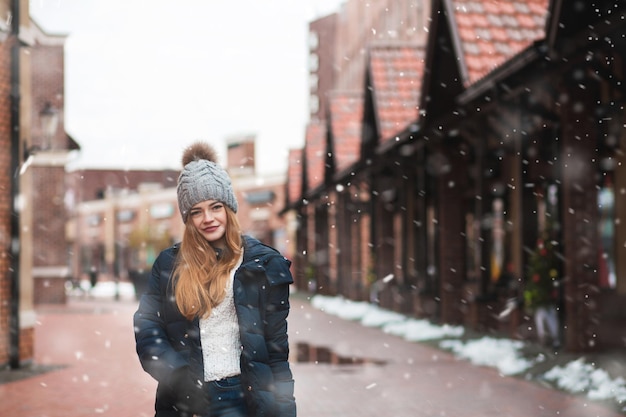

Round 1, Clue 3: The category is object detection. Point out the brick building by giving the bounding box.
[65,169,179,287]
[28,20,80,305]
[307,13,337,121]
[286,0,431,296]
[227,134,289,256]
[283,0,626,352]
[1,0,65,368]
[66,168,178,202]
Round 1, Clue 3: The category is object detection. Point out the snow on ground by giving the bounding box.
[310,294,626,411]
[66,279,137,300]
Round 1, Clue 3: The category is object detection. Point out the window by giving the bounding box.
[309,95,319,114]
[245,190,276,205]
[598,176,616,288]
[309,73,318,92]
[308,31,319,49]
[150,203,174,219]
[309,53,319,72]
[87,214,102,227]
[117,209,135,222]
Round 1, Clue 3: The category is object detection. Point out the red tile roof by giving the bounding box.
[451,0,549,86]
[304,119,327,192]
[286,148,303,206]
[328,92,363,174]
[369,45,424,144]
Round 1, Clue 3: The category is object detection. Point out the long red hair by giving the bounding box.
[173,207,243,320]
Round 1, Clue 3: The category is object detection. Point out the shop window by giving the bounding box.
[535,183,562,284]
[465,212,479,280]
[490,198,505,283]
[426,205,437,286]
[598,176,616,289]
[536,183,560,234]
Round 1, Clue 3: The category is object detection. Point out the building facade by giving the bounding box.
[0,0,65,368]
[65,168,179,288]
[28,20,79,304]
[284,0,626,352]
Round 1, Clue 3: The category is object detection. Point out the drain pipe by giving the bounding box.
[9,0,21,370]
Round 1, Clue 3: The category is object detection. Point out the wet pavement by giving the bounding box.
[0,292,623,417]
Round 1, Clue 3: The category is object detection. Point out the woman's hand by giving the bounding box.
[169,366,210,415]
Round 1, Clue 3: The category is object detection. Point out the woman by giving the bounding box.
[134,142,296,417]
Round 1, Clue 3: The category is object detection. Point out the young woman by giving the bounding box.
[134,142,296,417]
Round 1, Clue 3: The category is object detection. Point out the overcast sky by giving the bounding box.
[29,0,344,175]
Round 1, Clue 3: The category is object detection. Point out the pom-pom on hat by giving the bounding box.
[177,141,238,222]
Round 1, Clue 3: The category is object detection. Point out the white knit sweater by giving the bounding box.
[199,254,243,382]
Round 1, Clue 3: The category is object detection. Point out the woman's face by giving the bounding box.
[189,200,228,248]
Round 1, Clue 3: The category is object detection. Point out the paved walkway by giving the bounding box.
[0,293,623,417]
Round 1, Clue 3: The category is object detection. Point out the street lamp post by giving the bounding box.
[23,102,59,160]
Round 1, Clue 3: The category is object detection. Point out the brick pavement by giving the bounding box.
[0,298,156,417]
[0,293,623,417]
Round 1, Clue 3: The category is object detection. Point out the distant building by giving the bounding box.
[227,134,289,255]
[65,172,182,287]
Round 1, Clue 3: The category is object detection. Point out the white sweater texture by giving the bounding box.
[199,254,243,381]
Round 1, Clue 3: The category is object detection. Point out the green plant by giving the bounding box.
[523,237,559,312]
[365,255,377,285]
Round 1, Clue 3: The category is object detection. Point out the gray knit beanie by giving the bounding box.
[177,141,238,222]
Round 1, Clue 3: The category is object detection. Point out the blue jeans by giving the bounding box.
[200,375,248,417]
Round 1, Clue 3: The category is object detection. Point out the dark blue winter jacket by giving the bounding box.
[134,235,296,417]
